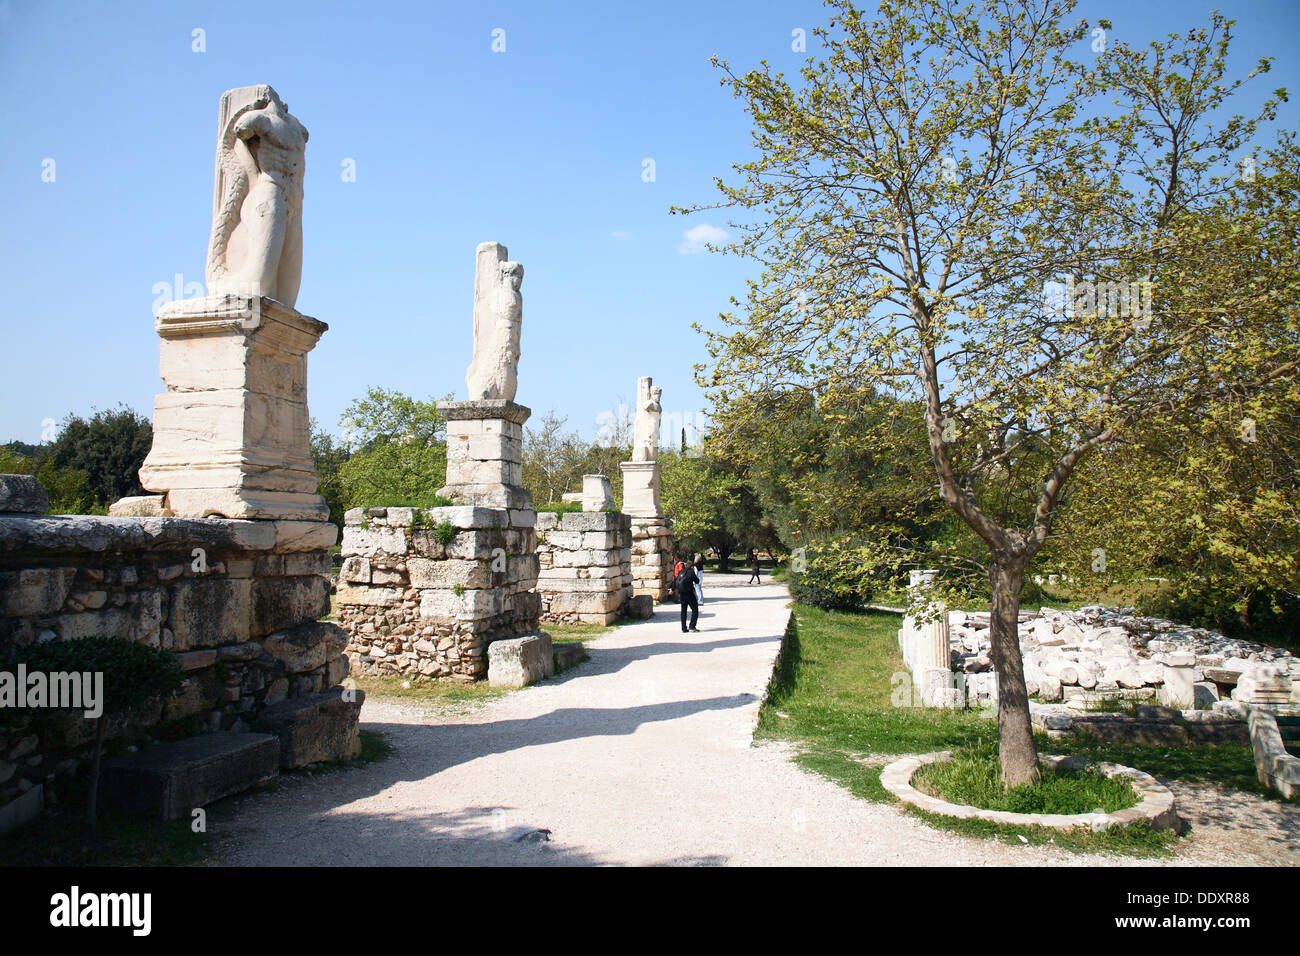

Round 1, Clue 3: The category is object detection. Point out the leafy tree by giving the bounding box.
[522,410,588,505]
[1045,145,1300,640]
[310,418,351,527]
[334,388,449,510]
[659,449,777,570]
[47,406,151,508]
[682,0,1289,785]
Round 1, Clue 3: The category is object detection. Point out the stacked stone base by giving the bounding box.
[627,515,672,601]
[0,514,355,814]
[536,511,633,625]
[337,505,540,680]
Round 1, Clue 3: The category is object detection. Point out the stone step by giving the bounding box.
[253,687,365,769]
[102,731,279,821]
[553,643,586,673]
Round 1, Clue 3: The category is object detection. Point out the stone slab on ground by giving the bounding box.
[253,687,365,769]
[553,643,586,672]
[0,475,49,515]
[488,634,554,687]
[626,595,654,619]
[102,731,280,821]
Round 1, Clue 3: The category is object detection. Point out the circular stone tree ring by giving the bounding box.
[880,752,1179,832]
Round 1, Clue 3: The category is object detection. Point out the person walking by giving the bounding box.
[675,560,701,632]
[693,553,705,604]
[747,548,761,584]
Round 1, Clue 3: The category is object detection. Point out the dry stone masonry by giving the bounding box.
[0,499,357,817]
[337,505,540,680]
[900,599,1300,716]
[535,510,633,625]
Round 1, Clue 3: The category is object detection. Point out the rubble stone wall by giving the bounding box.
[0,514,346,809]
[337,505,540,680]
[535,510,633,625]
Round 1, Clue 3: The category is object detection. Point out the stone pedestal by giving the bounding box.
[343,397,541,680]
[138,294,328,520]
[620,460,661,517]
[620,461,671,602]
[582,474,615,512]
[439,400,533,513]
[1160,653,1196,709]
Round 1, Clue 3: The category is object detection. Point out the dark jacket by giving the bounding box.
[674,565,700,598]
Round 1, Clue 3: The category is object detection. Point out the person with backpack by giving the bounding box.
[668,554,685,603]
[747,548,761,584]
[675,560,701,632]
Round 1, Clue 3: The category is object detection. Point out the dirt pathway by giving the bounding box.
[211,576,1296,866]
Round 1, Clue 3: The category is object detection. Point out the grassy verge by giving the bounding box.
[756,604,1191,854]
[351,675,506,704]
[546,623,613,645]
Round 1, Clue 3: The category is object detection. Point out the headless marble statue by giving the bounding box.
[632,376,662,462]
[466,241,524,401]
[206,85,308,307]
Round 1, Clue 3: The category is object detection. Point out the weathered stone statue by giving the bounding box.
[465,242,524,401]
[206,84,308,307]
[632,376,662,462]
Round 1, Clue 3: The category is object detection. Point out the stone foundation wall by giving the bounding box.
[0,514,346,810]
[628,516,672,601]
[535,511,632,625]
[337,505,540,680]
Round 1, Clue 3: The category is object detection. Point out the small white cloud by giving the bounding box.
[678,223,728,255]
[611,230,632,241]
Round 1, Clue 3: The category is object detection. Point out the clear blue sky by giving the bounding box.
[2,0,1296,447]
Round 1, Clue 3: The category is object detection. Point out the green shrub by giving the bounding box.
[535,501,583,514]
[786,541,878,611]
[2,638,185,834]
[434,520,456,546]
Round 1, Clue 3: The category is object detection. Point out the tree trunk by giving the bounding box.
[989,556,1039,788]
[86,716,106,837]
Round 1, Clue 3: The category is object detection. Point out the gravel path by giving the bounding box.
[211,576,1297,866]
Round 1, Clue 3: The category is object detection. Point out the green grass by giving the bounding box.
[914,741,1138,814]
[547,623,610,645]
[1058,736,1298,802]
[352,675,507,704]
[755,604,1187,854]
[535,501,583,514]
[545,614,636,645]
[756,606,992,801]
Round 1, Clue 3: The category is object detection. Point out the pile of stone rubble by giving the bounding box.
[948,606,1299,709]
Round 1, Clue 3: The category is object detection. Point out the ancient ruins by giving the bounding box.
[0,85,358,830]
[336,242,550,687]
[0,82,690,836]
[620,377,673,601]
